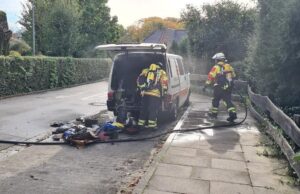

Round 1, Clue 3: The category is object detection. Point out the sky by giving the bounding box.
[0,0,255,32]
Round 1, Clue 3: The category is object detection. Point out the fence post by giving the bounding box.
[294,114,300,127]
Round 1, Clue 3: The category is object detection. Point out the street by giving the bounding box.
[0,81,108,143]
[0,82,180,194]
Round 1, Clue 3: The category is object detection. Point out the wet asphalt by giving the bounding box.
[0,81,184,194]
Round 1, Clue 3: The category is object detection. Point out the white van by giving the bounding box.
[95,43,190,121]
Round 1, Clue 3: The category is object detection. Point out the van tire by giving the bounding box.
[169,101,178,121]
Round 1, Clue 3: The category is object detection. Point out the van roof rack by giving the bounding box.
[95,43,167,52]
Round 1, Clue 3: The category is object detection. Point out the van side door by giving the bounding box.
[167,56,180,99]
[176,57,188,106]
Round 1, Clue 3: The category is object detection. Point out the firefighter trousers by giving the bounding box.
[138,95,160,128]
[210,86,236,118]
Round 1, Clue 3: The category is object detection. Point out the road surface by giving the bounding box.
[0,81,107,140]
[0,81,181,194]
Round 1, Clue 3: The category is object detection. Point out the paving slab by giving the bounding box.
[143,189,175,194]
[166,147,198,157]
[249,172,286,188]
[192,167,251,185]
[211,158,247,172]
[253,187,299,194]
[162,154,211,168]
[198,142,242,152]
[147,175,209,194]
[242,145,279,164]
[155,163,193,178]
[239,132,261,146]
[197,147,245,161]
[210,181,254,194]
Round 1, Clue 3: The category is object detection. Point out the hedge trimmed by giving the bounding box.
[0,56,111,97]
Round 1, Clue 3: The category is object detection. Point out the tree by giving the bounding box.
[181,1,256,68]
[43,2,79,56]
[244,0,300,107]
[76,0,121,56]
[121,17,184,43]
[19,0,121,57]
[0,10,12,55]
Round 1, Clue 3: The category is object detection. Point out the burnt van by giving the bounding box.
[95,43,190,122]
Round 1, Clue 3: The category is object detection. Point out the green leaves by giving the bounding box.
[0,56,111,96]
[294,152,300,162]
[244,0,300,108]
[181,1,256,66]
[19,0,121,57]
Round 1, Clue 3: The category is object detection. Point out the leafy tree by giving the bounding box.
[9,38,31,55]
[44,2,79,56]
[181,1,256,69]
[121,17,184,43]
[244,0,300,107]
[19,0,121,57]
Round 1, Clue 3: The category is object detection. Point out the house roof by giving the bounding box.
[143,28,187,47]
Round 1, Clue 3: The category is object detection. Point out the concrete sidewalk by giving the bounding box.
[133,94,300,194]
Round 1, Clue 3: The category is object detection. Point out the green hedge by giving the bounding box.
[0,56,111,97]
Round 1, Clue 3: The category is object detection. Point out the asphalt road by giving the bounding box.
[0,81,108,140]
[0,81,182,194]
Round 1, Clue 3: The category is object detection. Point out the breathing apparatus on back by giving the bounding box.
[145,63,162,90]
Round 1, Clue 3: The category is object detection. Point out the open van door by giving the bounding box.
[95,43,167,52]
[95,43,168,119]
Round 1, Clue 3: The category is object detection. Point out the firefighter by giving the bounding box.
[203,52,237,122]
[137,63,168,130]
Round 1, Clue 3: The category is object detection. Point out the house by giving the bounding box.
[143,28,187,49]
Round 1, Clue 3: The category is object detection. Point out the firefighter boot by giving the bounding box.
[208,107,218,119]
[208,112,218,119]
[227,112,237,123]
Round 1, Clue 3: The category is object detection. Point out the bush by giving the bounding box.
[8,51,22,58]
[9,38,31,55]
[0,56,111,96]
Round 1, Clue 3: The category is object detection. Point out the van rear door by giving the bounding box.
[95,43,167,52]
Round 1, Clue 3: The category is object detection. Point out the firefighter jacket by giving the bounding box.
[206,61,236,90]
[137,64,168,98]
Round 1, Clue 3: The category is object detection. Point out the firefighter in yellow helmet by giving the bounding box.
[203,53,237,122]
[137,63,168,130]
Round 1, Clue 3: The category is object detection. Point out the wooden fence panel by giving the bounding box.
[248,86,300,147]
[249,104,300,178]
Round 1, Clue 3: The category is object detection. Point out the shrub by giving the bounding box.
[0,56,111,96]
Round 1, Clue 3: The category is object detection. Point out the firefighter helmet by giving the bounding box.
[156,62,163,68]
[212,53,226,60]
[149,63,160,71]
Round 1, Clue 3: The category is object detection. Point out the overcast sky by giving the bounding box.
[0,0,255,32]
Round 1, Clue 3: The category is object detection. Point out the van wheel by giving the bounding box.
[169,102,178,121]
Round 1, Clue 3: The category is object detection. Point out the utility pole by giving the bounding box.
[32,0,36,56]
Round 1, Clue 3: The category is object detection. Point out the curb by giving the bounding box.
[132,107,191,194]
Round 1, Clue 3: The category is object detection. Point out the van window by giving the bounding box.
[176,58,185,75]
[169,58,178,78]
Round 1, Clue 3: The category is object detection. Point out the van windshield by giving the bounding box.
[111,52,166,95]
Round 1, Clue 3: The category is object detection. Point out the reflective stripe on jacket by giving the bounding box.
[137,67,168,98]
[206,61,236,87]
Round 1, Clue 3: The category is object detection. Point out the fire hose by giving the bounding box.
[0,92,248,147]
